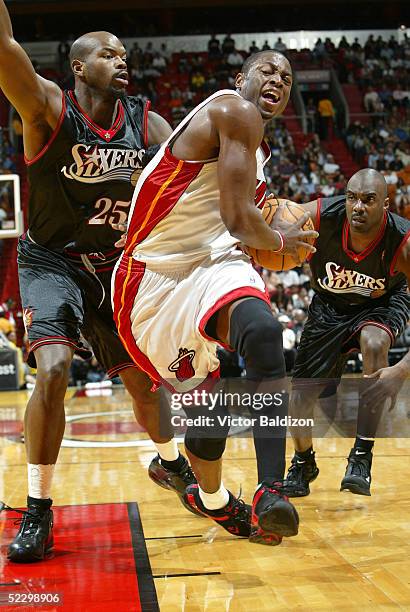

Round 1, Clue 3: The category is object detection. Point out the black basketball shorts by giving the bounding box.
[293,290,409,382]
[18,235,136,377]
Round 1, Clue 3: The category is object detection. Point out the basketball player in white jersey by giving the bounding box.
[113,51,318,545]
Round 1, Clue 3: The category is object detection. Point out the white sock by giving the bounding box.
[155,439,179,462]
[27,464,55,499]
[199,483,230,510]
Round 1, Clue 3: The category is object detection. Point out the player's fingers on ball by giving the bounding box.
[299,228,319,240]
[296,211,311,226]
[296,241,316,253]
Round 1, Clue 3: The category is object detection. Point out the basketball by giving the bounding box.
[243,197,316,271]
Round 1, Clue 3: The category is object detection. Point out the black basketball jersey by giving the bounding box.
[26,90,149,256]
[309,196,410,309]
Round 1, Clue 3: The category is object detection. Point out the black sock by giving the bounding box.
[354,437,374,453]
[295,446,314,460]
[159,453,185,471]
[27,496,52,511]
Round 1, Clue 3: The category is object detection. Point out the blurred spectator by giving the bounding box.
[274,37,287,52]
[222,33,235,56]
[159,43,171,62]
[278,269,300,289]
[363,87,383,113]
[249,41,259,54]
[152,52,167,72]
[323,154,340,176]
[191,70,205,91]
[208,34,221,58]
[227,48,243,67]
[318,96,335,139]
[0,308,14,335]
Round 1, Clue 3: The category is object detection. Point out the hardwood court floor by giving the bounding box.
[0,385,409,611]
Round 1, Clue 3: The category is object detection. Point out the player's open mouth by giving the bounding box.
[262,90,281,105]
[113,72,129,86]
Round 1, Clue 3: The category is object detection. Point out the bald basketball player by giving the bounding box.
[0,0,197,563]
[282,169,410,497]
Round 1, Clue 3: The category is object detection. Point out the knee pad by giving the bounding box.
[229,299,285,380]
[184,435,227,461]
[184,402,230,461]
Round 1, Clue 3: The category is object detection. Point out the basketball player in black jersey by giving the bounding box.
[282,169,410,497]
[0,1,197,563]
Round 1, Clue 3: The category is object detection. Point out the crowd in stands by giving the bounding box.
[264,126,345,203]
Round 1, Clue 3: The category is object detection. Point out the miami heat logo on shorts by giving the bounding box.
[168,348,196,382]
[23,307,34,332]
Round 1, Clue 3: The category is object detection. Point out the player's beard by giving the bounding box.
[109,86,127,100]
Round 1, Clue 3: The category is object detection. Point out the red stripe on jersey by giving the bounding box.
[113,255,163,390]
[143,100,151,148]
[25,89,66,166]
[198,286,271,351]
[125,147,203,255]
[67,91,125,142]
[260,140,271,164]
[342,211,387,263]
[306,197,321,262]
[255,180,267,209]
[389,228,410,276]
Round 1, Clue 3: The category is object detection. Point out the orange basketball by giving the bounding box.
[243,197,315,271]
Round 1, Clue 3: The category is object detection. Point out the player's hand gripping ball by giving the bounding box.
[243,197,316,270]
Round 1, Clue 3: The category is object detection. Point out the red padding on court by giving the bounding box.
[0,502,158,611]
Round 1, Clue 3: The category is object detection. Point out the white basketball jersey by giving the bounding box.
[124,90,271,268]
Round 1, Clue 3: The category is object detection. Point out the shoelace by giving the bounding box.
[0,501,42,538]
[286,458,308,483]
[179,464,196,485]
[260,481,290,503]
[348,455,370,477]
[230,497,250,520]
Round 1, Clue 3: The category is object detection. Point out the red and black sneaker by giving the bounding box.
[148,454,203,517]
[250,481,299,546]
[183,484,251,537]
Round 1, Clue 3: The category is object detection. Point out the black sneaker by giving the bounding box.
[148,454,203,516]
[283,452,320,497]
[340,448,372,496]
[250,481,299,546]
[183,484,251,537]
[3,497,54,563]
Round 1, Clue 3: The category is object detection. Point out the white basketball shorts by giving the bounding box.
[112,250,269,392]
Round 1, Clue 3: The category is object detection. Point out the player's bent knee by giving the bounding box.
[40,359,71,385]
[185,436,227,461]
[360,328,391,357]
[230,299,285,378]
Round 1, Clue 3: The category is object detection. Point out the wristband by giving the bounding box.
[272,230,284,253]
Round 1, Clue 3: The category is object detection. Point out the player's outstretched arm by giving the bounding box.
[362,350,409,411]
[0,0,60,125]
[362,237,410,409]
[214,96,317,254]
